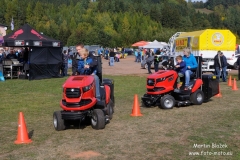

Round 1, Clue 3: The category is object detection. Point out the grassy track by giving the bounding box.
[0,75,240,160]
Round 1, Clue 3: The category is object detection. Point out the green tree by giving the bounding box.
[0,0,7,24]
[161,3,181,28]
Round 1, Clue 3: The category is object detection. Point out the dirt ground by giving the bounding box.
[102,55,238,76]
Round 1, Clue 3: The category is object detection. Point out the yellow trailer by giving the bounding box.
[173,29,236,71]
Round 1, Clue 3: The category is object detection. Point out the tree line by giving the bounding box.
[1,0,240,47]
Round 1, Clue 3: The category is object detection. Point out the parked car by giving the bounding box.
[227,54,240,70]
[124,48,133,55]
[141,55,169,69]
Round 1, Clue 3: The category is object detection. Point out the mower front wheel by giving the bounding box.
[91,109,105,130]
[160,95,175,109]
[190,89,204,105]
[53,111,66,131]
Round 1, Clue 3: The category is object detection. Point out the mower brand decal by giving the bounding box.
[212,32,224,46]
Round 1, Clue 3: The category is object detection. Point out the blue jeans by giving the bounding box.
[110,57,114,66]
[147,62,152,73]
[93,74,101,99]
[215,66,227,82]
[64,63,68,76]
[185,70,193,87]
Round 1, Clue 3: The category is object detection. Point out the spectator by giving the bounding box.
[61,50,69,76]
[68,49,73,60]
[220,52,227,82]
[214,51,227,82]
[6,49,17,59]
[145,49,153,74]
[104,48,109,60]
[109,49,115,66]
[154,49,161,72]
[137,50,141,63]
[236,56,240,80]
[134,49,138,62]
[0,49,6,64]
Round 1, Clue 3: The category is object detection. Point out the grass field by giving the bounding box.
[0,74,240,160]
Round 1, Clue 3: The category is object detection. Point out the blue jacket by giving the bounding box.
[183,54,198,69]
[77,57,93,75]
[176,61,186,74]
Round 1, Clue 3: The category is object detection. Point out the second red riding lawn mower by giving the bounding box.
[141,56,219,109]
[53,56,114,130]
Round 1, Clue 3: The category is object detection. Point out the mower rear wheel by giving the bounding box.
[53,111,66,131]
[190,89,204,105]
[91,109,105,130]
[107,99,114,120]
[160,95,175,109]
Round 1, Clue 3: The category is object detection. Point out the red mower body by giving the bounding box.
[61,75,97,111]
[53,56,115,131]
[142,56,219,109]
[146,70,178,95]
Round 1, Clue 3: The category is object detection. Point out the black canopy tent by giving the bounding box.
[3,24,63,80]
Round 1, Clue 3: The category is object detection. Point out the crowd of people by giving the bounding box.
[60,47,127,76]
[0,47,29,63]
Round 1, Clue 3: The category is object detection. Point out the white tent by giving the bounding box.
[143,40,167,49]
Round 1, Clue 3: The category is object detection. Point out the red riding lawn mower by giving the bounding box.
[53,56,114,131]
[141,56,219,109]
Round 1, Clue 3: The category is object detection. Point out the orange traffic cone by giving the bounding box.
[228,75,232,87]
[130,94,143,116]
[215,83,222,97]
[15,112,32,144]
[232,78,238,91]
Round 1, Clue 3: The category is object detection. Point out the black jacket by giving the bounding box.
[213,54,228,68]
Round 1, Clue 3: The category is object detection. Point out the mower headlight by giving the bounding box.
[147,79,155,86]
[83,84,92,92]
[156,77,166,82]
[148,79,154,84]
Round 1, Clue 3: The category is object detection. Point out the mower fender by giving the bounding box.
[104,85,111,104]
[191,79,203,93]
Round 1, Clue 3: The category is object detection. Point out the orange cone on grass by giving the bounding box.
[15,112,32,144]
[130,94,143,116]
[228,75,232,87]
[215,83,222,98]
[232,78,238,91]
